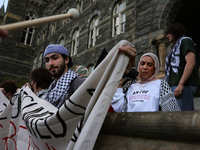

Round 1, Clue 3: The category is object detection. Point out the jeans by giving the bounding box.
[170,85,197,111]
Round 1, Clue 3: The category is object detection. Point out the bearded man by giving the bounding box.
[44,44,85,108]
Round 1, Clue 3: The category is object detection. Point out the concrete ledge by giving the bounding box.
[94,111,200,149]
[95,134,200,150]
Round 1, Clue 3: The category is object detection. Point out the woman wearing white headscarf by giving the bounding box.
[111,53,181,112]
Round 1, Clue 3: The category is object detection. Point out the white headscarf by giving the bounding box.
[137,53,160,83]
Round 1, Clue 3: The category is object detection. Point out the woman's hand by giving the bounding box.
[118,46,137,76]
[118,46,137,66]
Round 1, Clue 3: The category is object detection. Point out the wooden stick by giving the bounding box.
[0,8,79,32]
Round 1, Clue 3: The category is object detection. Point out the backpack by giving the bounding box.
[68,77,85,98]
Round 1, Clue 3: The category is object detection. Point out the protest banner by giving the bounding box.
[0,40,134,150]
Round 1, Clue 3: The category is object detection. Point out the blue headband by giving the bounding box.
[43,44,73,68]
[44,44,69,58]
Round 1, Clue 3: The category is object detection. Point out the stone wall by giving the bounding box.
[0,0,200,90]
[34,0,167,69]
[0,0,43,83]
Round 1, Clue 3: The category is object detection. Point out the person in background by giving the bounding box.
[0,80,18,100]
[111,53,181,112]
[26,67,53,99]
[165,22,198,111]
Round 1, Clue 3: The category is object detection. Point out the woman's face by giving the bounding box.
[139,56,155,81]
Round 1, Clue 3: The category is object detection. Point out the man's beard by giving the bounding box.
[50,61,66,78]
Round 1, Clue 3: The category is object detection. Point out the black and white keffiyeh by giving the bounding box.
[122,79,137,112]
[159,80,181,111]
[165,35,194,82]
[45,70,78,108]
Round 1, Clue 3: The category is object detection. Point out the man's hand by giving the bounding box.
[174,84,184,98]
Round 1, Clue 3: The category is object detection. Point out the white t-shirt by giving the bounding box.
[111,79,161,112]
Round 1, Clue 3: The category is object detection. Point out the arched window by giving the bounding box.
[77,0,83,12]
[37,35,40,44]
[112,0,126,36]
[32,56,38,70]
[62,10,68,26]
[89,16,99,48]
[59,37,65,45]
[37,52,43,67]
[21,12,36,46]
[71,29,79,56]
[51,23,56,35]
[42,31,46,41]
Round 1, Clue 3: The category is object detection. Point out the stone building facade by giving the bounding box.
[0,0,199,91]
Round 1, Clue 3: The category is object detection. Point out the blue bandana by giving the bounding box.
[44,44,69,58]
[44,44,73,68]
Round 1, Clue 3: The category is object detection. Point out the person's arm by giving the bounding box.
[0,28,8,37]
[111,88,125,112]
[110,46,136,112]
[174,51,196,97]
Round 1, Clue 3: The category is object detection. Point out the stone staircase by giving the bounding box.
[194,97,200,110]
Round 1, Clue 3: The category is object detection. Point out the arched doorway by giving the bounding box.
[175,0,200,46]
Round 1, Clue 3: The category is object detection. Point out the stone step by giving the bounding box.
[194,97,200,110]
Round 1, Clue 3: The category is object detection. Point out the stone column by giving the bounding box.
[158,39,167,71]
[152,38,168,79]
